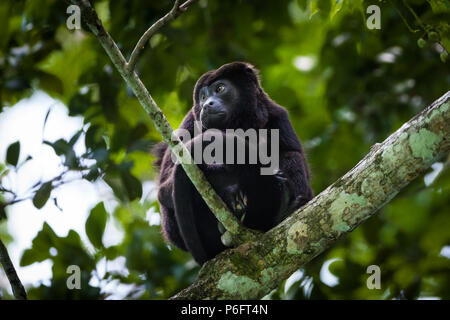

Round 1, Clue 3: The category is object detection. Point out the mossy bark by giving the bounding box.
[172,91,450,300]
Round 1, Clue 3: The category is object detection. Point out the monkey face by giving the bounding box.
[198,79,239,129]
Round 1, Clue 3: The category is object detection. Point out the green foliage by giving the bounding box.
[6,141,20,166]
[32,181,52,209]
[85,202,108,250]
[20,222,101,299]
[0,0,449,299]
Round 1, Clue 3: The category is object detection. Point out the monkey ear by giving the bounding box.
[244,64,260,84]
[244,64,256,74]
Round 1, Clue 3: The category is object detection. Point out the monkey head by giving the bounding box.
[193,62,268,130]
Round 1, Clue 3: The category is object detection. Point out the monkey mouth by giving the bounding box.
[207,111,226,116]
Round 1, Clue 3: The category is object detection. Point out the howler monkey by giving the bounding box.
[155,62,313,265]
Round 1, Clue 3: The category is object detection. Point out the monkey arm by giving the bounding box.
[274,151,313,224]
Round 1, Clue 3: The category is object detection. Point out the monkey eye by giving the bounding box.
[215,84,225,93]
[200,93,206,101]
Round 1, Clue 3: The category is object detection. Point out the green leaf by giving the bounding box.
[428,31,439,42]
[37,71,64,96]
[44,139,78,168]
[85,125,106,150]
[330,0,344,20]
[310,0,320,18]
[32,182,52,209]
[84,166,101,181]
[43,139,69,156]
[296,0,308,10]
[121,171,142,201]
[104,245,120,260]
[69,129,83,146]
[68,93,91,116]
[37,28,97,99]
[417,38,427,48]
[0,2,11,50]
[104,173,127,202]
[6,141,20,166]
[85,202,108,249]
[20,222,56,266]
[0,203,6,220]
[91,148,109,164]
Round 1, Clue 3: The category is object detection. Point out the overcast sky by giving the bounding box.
[0,91,126,294]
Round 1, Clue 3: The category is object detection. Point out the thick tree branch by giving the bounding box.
[0,238,27,300]
[71,0,257,243]
[171,91,450,299]
[127,0,199,72]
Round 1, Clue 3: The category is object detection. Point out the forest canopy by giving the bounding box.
[0,0,449,299]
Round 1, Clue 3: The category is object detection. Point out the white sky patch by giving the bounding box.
[376,46,402,64]
[424,162,444,186]
[394,79,415,93]
[284,269,304,294]
[293,56,316,72]
[337,108,356,122]
[0,91,122,292]
[332,33,350,47]
[143,181,160,226]
[89,256,140,299]
[146,207,161,226]
[320,258,340,287]
[439,246,450,259]
[376,52,396,63]
[301,276,314,298]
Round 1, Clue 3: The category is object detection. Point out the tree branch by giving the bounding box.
[171,91,450,299]
[72,1,450,299]
[71,0,257,244]
[127,0,198,72]
[0,238,27,300]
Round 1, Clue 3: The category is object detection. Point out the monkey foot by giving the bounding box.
[231,189,247,221]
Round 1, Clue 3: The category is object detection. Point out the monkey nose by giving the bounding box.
[204,98,215,108]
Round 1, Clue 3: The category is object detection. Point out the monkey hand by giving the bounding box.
[208,168,248,221]
[223,184,247,221]
[217,185,248,247]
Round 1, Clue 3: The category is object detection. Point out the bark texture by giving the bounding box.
[172,91,450,299]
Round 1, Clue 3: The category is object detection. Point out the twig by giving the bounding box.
[392,1,420,33]
[402,0,427,31]
[127,0,199,72]
[0,187,15,196]
[0,238,27,300]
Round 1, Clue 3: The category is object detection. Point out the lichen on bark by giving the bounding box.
[173,90,450,300]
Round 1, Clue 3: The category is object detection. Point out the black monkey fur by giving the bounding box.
[154,62,313,265]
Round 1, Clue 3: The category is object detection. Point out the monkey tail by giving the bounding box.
[173,165,208,264]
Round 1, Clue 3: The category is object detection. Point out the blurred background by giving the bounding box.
[0,0,449,299]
